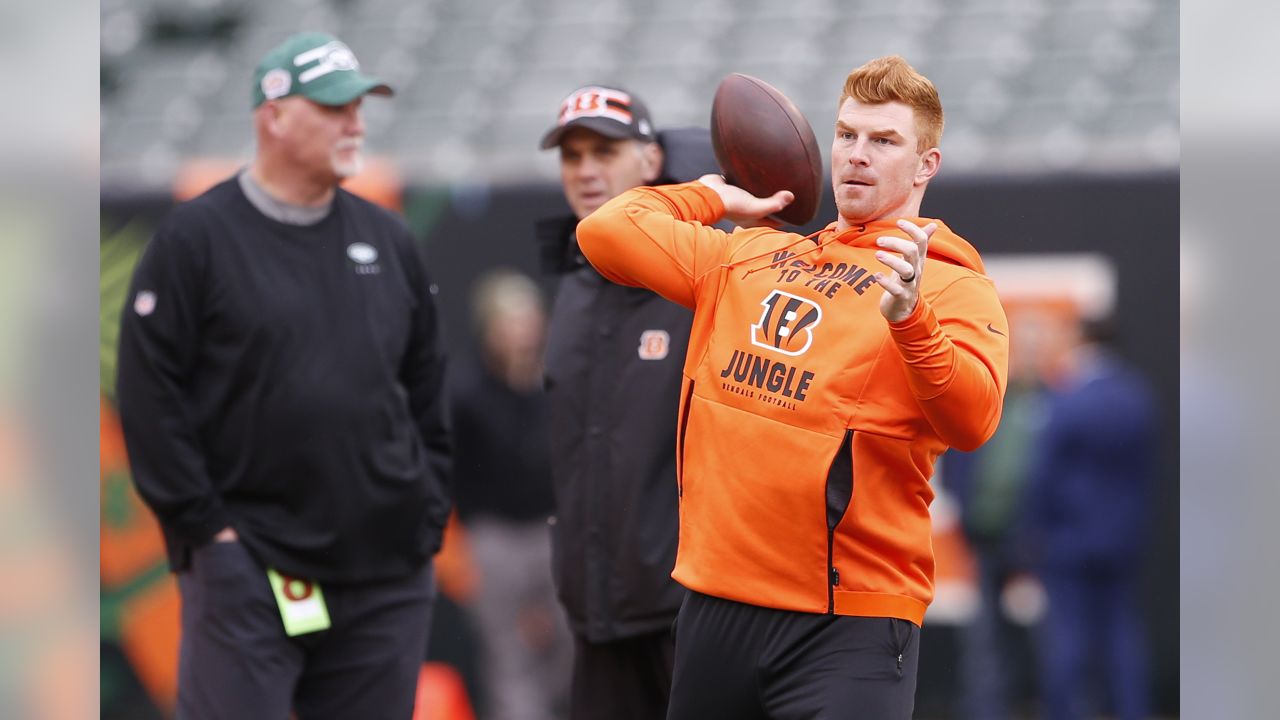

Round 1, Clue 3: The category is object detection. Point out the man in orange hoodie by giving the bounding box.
[576,56,1009,719]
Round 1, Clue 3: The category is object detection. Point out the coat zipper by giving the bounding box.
[676,380,694,497]
[827,540,839,614]
[825,429,855,614]
[890,619,913,676]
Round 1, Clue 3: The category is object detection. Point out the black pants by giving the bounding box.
[570,629,676,720]
[666,591,920,720]
[175,539,435,720]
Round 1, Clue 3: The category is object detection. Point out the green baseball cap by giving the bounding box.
[252,32,393,108]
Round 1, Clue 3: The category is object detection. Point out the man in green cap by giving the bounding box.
[117,32,452,719]
[249,31,394,202]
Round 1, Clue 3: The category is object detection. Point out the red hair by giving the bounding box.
[840,55,944,152]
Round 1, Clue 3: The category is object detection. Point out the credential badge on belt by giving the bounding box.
[266,568,332,636]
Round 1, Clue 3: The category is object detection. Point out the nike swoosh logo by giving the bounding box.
[987,323,1006,336]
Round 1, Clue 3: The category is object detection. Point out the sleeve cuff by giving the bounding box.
[688,181,727,223]
[174,505,234,547]
[887,294,931,337]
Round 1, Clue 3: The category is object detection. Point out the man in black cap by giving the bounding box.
[536,85,714,720]
[116,32,451,719]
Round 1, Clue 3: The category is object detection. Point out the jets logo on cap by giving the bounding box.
[295,41,360,84]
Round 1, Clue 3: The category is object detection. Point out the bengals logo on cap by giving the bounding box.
[559,86,634,127]
[750,290,822,357]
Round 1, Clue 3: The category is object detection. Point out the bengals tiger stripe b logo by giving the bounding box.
[750,290,822,357]
[558,86,634,126]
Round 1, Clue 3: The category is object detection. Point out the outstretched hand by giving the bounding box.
[697,174,794,229]
[875,219,936,323]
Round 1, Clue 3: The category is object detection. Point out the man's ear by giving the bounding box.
[256,100,287,139]
[915,147,941,186]
[641,142,665,183]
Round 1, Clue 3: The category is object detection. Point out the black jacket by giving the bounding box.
[538,128,718,641]
[116,178,452,583]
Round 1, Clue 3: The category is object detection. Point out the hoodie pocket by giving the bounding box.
[889,618,916,678]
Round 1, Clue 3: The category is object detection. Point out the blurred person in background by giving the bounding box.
[1179,232,1250,718]
[575,56,1008,720]
[536,85,721,720]
[115,32,452,720]
[944,308,1053,720]
[1,198,93,719]
[449,268,571,720]
[1021,315,1156,720]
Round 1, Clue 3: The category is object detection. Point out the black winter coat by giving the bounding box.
[539,215,689,641]
[537,128,718,640]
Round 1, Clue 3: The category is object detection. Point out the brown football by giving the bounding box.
[710,73,823,226]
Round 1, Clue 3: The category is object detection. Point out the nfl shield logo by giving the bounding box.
[133,290,157,316]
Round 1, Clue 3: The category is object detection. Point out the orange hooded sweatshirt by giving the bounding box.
[577,181,1009,624]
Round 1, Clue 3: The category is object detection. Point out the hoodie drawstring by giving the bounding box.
[692,228,835,283]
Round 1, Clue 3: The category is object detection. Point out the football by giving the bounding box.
[710,73,823,226]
